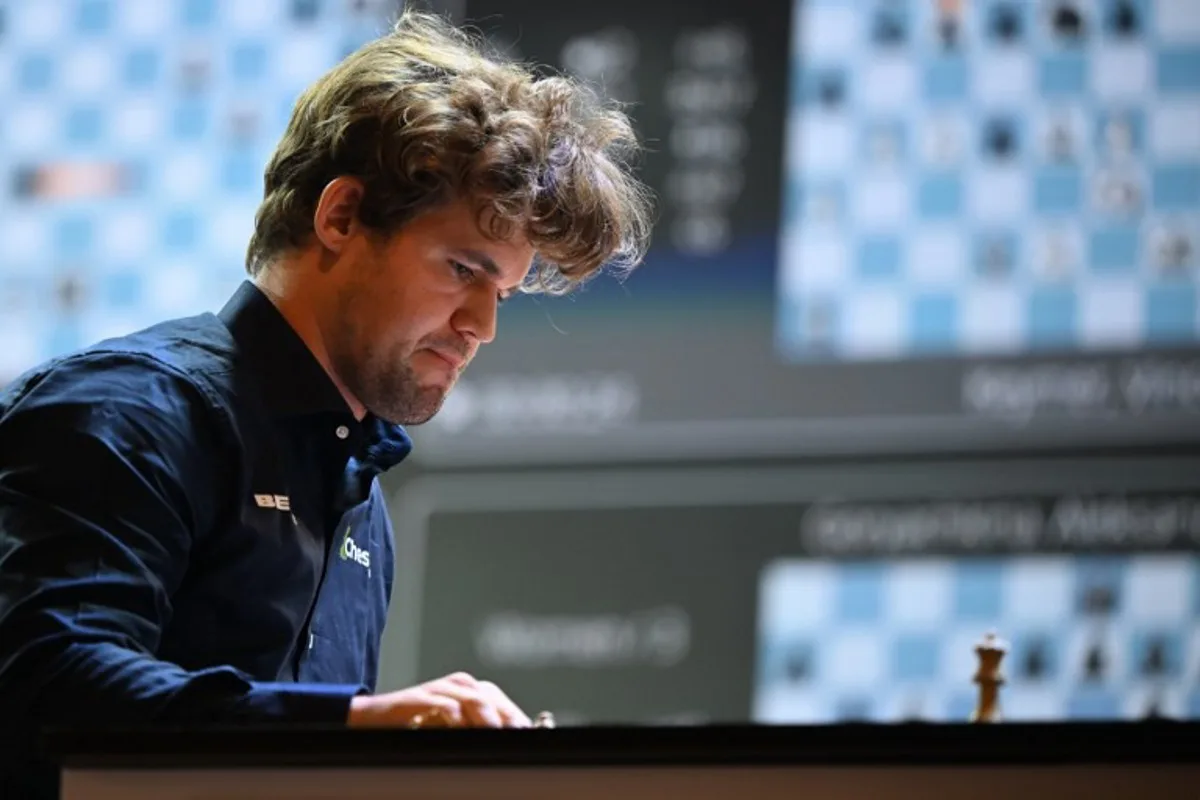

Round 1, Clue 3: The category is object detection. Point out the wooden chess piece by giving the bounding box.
[970,632,1007,723]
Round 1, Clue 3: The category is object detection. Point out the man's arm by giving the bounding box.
[0,353,357,727]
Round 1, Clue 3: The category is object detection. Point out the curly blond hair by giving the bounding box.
[246,9,654,295]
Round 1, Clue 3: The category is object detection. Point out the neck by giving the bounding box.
[252,259,367,421]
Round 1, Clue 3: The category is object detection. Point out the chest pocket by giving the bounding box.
[300,504,386,688]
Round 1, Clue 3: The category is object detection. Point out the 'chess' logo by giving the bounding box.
[339,526,371,573]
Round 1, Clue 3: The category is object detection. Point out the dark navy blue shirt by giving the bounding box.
[0,281,412,792]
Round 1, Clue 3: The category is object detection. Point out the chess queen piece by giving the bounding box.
[970,632,1007,723]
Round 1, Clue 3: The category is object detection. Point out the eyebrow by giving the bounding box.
[453,248,501,278]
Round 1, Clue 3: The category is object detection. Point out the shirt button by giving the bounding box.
[335,425,350,440]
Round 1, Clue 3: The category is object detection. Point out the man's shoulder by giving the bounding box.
[0,312,236,416]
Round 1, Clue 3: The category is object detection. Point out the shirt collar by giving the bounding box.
[216,280,415,470]
[218,280,349,417]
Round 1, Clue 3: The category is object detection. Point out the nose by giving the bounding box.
[451,287,498,345]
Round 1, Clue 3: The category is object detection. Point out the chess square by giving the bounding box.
[1005,687,1067,722]
[780,233,847,295]
[916,174,964,219]
[1079,279,1143,347]
[0,324,44,383]
[968,167,1029,223]
[1145,284,1196,343]
[1125,555,1193,623]
[159,152,215,201]
[1027,287,1078,346]
[60,43,116,97]
[753,686,826,724]
[115,0,173,37]
[973,51,1034,105]
[823,631,886,690]
[7,101,60,154]
[1007,557,1074,624]
[1156,0,1200,41]
[859,55,918,110]
[111,97,165,147]
[8,3,69,45]
[883,560,952,628]
[851,175,911,229]
[796,3,860,61]
[758,561,832,634]
[1157,47,1200,92]
[798,115,855,175]
[1088,225,1140,273]
[841,290,904,359]
[909,227,968,285]
[99,210,154,263]
[834,562,885,623]
[961,286,1023,354]
[227,0,287,32]
[1152,164,1200,210]
[909,291,959,351]
[0,209,52,263]
[1150,102,1200,158]
[1092,43,1152,100]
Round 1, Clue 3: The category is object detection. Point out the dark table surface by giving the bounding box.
[43,721,1200,770]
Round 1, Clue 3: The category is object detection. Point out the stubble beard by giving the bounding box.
[330,283,450,426]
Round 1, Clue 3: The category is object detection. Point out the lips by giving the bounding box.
[426,348,466,371]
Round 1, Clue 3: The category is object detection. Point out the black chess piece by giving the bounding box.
[1158,233,1193,271]
[292,0,320,21]
[1081,584,1117,615]
[1083,641,1107,681]
[1109,0,1139,37]
[984,119,1016,160]
[1023,640,1048,680]
[817,73,845,108]
[785,650,811,682]
[990,3,1022,42]
[1141,638,1167,677]
[873,9,906,45]
[1051,3,1085,41]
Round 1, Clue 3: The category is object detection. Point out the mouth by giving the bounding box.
[425,348,466,371]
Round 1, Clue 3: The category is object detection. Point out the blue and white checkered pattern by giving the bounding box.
[0,0,399,383]
[754,554,1200,723]
[777,0,1200,362]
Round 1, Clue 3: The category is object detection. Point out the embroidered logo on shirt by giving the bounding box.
[339,526,371,574]
[254,494,291,511]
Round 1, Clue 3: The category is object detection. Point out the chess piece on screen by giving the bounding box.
[970,632,1007,723]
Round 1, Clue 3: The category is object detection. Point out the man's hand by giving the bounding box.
[346,672,533,729]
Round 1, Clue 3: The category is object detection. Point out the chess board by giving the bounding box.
[753,554,1200,723]
[0,0,400,384]
[776,0,1200,362]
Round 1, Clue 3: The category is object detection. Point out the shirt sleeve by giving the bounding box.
[0,352,359,730]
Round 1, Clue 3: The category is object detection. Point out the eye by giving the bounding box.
[450,260,475,282]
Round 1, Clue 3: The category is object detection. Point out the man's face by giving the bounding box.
[323,198,534,425]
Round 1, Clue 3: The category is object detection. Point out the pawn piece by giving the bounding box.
[533,711,556,728]
[970,632,1007,723]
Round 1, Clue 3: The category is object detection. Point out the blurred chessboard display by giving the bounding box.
[0,0,402,385]
[778,0,1200,361]
[755,554,1200,723]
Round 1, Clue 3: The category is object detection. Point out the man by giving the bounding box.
[0,8,652,795]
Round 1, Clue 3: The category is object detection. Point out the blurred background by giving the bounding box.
[1,0,1198,725]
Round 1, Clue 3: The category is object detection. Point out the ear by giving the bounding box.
[312,176,366,254]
